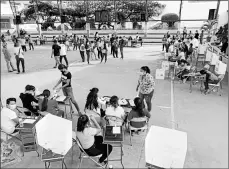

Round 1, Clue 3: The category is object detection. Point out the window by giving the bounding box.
[0,18,11,29]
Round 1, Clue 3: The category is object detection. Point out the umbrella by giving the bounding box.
[35,114,72,155]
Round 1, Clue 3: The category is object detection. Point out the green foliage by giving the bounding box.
[161,13,179,27]
[216,23,228,42]
[22,0,165,30]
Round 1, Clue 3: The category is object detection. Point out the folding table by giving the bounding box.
[103,126,124,169]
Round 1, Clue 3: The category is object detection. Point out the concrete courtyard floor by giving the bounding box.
[1,44,228,168]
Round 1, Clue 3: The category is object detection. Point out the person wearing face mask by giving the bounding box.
[136,66,155,112]
[1,98,19,134]
[53,64,82,116]
[19,85,39,116]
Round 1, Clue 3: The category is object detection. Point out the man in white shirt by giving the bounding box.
[1,98,19,134]
[191,37,199,48]
[59,40,69,67]
[14,42,25,74]
[19,37,27,52]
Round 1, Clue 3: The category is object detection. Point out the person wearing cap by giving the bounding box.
[53,64,82,115]
[2,42,16,73]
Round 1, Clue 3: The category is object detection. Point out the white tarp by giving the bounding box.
[35,114,72,155]
[145,125,187,168]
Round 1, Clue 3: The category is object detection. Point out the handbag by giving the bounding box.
[15,48,20,60]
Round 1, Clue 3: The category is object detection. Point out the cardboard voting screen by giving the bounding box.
[155,69,165,80]
[210,53,219,65]
[198,44,207,55]
[145,125,187,169]
[35,114,72,155]
[205,50,212,62]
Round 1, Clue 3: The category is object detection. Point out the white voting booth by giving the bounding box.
[35,114,72,155]
[155,69,165,80]
[145,126,187,169]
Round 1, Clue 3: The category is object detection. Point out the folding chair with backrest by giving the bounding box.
[127,117,149,146]
[1,129,22,142]
[207,74,225,96]
[105,115,127,134]
[196,48,206,67]
[75,137,105,169]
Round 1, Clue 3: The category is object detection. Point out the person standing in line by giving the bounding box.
[2,42,16,72]
[14,42,25,74]
[65,38,71,51]
[80,41,86,62]
[97,38,102,59]
[119,36,125,59]
[194,30,199,40]
[20,36,27,52]
[53,64,82,116]
[166,31,170,38]
[51,40,61,68]
[90,41,97,60]
[200,30,204,44]
[59,40,69,67]
[73,35,78,50]
[85,40,91,64]
[28,35,34,50]
[162,34,167,51]
[101,41,108,63]
[110,34,115,55]
[136,66,155,112]
[113,38,119,58]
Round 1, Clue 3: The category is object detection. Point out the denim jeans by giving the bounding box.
[62,87,81,115]
[60,55,69,66]
[16,58,25,73]
[139,90,154,112]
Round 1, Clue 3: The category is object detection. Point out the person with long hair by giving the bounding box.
[85,40,91,64]
[136,66,155,112]
[85,88,106,116]
[75,115,112,166]
[38,89,64,117]
[105,96,125,120]
[127,97,151,134]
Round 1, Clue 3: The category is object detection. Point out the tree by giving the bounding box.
[216,23,228,42]
[22,0,166,30]
[161,13,179,28]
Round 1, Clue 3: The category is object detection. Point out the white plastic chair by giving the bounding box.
[127,117,149,146]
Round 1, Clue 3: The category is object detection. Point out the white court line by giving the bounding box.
[171,77,176,129]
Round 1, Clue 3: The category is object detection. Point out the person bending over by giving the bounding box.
[53,64,82,115]
[76,115,112,167]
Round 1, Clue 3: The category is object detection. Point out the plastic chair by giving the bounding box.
[74,137,105,169]
[127,117,149,146]
[207,75,225,96]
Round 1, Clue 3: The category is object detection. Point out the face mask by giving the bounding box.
[9,104,16,110]
[139,72,144,75]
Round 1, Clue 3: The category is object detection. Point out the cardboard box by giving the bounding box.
[215,60,227,75]
[155,69,165,80]
[162,61,170,71]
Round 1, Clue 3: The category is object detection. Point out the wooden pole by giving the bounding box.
[178,0,183,30]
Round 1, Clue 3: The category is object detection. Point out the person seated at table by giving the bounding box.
[1,98,19,134]
[176,59,191,83]
[195,64,221,94]
[19,85,39,116]
[178,48,185,60]
[76,115,113,166]
[105,96,126,121]
[127,97,151,135]
[85,88,106,117]
[38,89,64,117]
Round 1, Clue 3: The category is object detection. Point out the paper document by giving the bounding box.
[113,127,121,134]
[56,96,66,102]
[22,119,36,124]
[129,100,135,107]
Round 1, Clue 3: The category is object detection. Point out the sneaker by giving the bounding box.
[53,66,57,68]
[8,70,13,72]
[97,160,107,167]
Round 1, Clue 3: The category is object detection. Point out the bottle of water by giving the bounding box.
[108,165,113,169]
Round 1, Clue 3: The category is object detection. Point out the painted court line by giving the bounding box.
[171,77,176,129]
